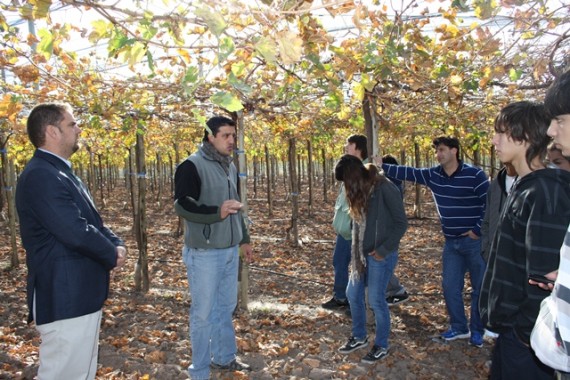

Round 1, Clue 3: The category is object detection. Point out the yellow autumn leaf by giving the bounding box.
[277,30,303,65]
[178,49,192,64]
[361,73,376,92]
[450,75,463,86]
[0,94,23,122]
[445,24,460,37]
[352,82,365,101]
[338,105,351,120]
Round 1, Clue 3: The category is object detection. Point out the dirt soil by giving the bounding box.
[0,179,491,379]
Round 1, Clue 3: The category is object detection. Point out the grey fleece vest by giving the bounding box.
[183,151,244,249]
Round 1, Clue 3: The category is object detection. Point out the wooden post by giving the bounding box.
[134,130,149,292]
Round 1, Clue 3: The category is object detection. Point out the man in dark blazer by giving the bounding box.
[16,103,127,379]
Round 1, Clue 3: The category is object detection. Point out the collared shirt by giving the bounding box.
[38,148,72,168]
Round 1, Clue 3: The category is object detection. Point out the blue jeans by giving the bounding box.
[332,234,351,300]
[182,245,239,380]
[442,236,485,334]
[386,272,405,297]
[347,251,398,348]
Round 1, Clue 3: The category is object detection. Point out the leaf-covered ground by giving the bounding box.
[0,179,491,379]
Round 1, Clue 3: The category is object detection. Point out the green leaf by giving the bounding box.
[146,51,155,74]
[231,62,246,77]
[255,36,277,63]
[211,91,243,112]
[195,6,227,37]
[182,66,200,95]
[324,91,342,109]
[107,29,137,59]
[451,0,470,11]
[228,72,252,94]
[183,66,200,83]
[289,100,301,111]
[118,41,147,67]
[509,68,523,81]
[218,36,235,62]
[192,110,207,127]
[36,29,53,59]
[140,20,158,40]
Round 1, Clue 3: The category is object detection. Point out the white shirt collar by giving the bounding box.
[38,148,72,168]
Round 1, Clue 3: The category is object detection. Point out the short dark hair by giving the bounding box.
[382,154,399,165]
[545,70,570,119]
[347,134,368,159]
[27,103,72,148]
[203,116,236,142]
[433,136,460,160]
[494,101,550,169]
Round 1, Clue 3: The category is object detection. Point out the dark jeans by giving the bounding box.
[332,234,351,300]
[490,328,554,380]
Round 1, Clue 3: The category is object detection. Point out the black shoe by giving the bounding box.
[386,291,409,306]
[210,358,251,371]
[321,297,349,309]
[339,336,369,354]
[361,345,389,363]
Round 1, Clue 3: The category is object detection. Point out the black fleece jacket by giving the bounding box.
[480,168,570,344]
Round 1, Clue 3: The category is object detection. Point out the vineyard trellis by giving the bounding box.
[0,0,568,296]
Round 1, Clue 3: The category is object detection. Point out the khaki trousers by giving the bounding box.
[35,310,102,380]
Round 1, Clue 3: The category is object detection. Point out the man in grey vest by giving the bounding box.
[174,116,253,380]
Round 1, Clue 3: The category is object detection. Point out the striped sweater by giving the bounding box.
[382,162,489,237]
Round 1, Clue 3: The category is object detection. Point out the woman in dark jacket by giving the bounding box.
[335,154,408,363]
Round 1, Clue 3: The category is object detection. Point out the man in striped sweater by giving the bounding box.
[381,136,489,347]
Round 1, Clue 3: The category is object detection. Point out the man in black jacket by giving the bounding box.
[480,101,570,379]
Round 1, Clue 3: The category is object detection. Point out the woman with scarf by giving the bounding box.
[335,154,408,363]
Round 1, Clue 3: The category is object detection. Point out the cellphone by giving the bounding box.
[528,273,555,285]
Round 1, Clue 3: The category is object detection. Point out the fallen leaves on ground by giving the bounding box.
[0,180,491,379]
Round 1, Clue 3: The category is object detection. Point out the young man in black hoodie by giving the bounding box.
[479,101,570,379]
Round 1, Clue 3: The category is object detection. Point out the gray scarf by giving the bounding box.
[200,141,233,175]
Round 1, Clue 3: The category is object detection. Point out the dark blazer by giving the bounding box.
[16,149,123,325]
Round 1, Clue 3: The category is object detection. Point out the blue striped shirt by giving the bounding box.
[382,162,489,238]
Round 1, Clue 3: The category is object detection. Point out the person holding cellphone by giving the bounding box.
[531,70,570,379]
[479,101,570,380]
